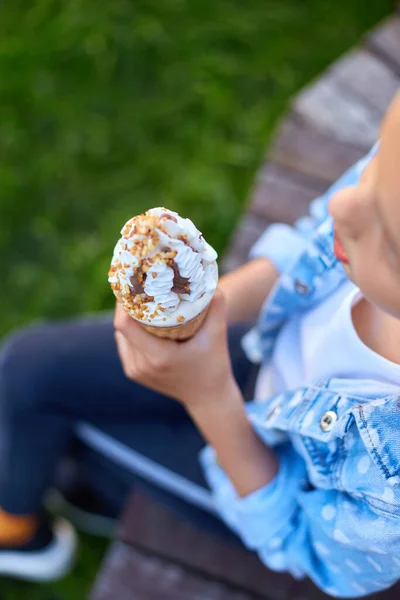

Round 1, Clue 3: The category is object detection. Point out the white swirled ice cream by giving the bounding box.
[109,207,218,339]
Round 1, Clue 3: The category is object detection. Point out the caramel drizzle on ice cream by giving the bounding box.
[160,213,178,223]
[128,261,190,296]
[129,270,146,295]
[170,261,190,295]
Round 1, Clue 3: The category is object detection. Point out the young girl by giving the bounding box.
[1,94,400,597]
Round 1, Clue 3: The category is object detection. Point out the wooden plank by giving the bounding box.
[251,163,325,225]
[90,542,255,600]
[225,159,327,269]
[221,213,271,273]
[271,115,364,184]
[368,16,400,73]
[116,491,294,600]
[294,74,381,147]
[329,48,399,114]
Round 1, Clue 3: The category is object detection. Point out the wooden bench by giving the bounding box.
[90,14,400,600]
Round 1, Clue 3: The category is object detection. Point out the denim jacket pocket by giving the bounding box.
[289,387,357,487]
[353,396,400,486]
[251,385,356,488]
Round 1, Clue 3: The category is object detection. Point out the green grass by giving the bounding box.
[0,0,396,598]
[1,534,108,600]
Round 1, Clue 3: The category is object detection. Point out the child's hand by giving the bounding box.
[114,290,238,408]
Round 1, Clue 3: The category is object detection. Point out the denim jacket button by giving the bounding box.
[294,280,310,295]
[320,411,337,432]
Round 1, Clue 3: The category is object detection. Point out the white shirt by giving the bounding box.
[255,281,400,400]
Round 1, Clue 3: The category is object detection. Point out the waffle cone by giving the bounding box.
[141,305,209,341]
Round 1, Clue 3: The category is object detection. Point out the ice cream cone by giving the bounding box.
[109,207,218,335]
[141,304,210,340]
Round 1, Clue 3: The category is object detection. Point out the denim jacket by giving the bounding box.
[201,144,400,598]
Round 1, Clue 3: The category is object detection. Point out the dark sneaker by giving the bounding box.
[46,482,119,539]
[0,517,77,582]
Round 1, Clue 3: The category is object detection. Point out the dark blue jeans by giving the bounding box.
[0,314,255,541]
